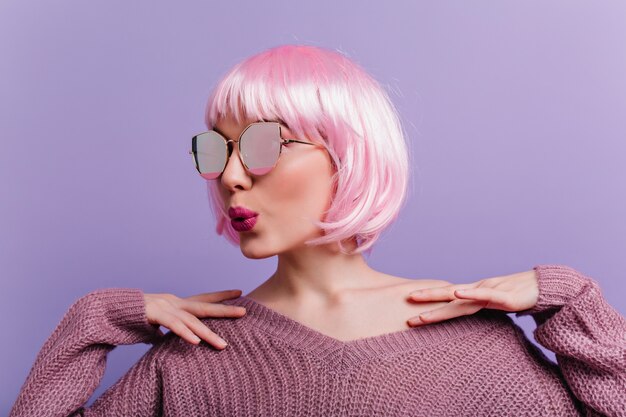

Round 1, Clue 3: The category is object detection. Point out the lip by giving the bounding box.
[228,206,259,220]
[228,206,259,232]
[230,215,258,232]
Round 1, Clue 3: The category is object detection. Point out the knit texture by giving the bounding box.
[9,264,626,416]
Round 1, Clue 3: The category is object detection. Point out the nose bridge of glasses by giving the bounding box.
[224,138,241,156]
[222,137,247,177]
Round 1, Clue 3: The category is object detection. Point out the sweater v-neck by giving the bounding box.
[222,295,507,368]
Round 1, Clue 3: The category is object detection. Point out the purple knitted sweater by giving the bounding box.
[9,264,626,416]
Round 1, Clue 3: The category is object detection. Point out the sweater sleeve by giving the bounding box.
[515,264,626,417]
[9,288,166,417]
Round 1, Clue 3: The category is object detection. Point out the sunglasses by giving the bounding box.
[189,121,325,180]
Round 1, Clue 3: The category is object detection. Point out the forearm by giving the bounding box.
[517,265,626,416]
[10,288,164,417]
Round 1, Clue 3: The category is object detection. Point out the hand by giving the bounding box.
[406,269,539,326]
[144,289,246,349]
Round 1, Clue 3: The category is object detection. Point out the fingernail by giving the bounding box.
[410,290,423,296]
[218,338,228,347]
[408,317,421,326]
[192,336,201,343]
[420,311,431,318]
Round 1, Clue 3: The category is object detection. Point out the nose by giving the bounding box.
[220,140,252,191]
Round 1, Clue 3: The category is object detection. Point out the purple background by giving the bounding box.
[2,0,625,412]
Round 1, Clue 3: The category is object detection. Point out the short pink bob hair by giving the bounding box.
[204,44,411,256]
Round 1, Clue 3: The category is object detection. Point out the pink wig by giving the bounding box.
[204,44,411,256]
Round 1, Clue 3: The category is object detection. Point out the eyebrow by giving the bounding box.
[211,125,229,138]
[211,118,289,139]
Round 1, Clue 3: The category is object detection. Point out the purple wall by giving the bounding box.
[2,0,625,412]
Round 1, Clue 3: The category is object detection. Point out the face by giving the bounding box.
[215,113,336,259]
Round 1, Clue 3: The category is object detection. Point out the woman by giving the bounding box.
[11,44,625,416]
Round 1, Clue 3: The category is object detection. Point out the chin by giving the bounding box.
[239,240,276,260]
[241,250,274,260]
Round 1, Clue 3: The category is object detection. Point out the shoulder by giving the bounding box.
[382,274,455,291]
[361,274,457,324]
[363,273,455,307]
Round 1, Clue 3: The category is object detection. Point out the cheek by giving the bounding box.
[270,152,334,223]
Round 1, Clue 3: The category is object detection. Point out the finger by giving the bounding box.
[161,314,207,346]
[185,289,243,303]
[408,300,483,326]
[177,309,229,349]
[409,286,474,302]
[184,299,247,318]
[454,288,508,310]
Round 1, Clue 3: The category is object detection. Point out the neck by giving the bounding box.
[247,237,385,306]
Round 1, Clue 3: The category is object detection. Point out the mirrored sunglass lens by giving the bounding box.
[195,132,226,180]
[194,123,281,180]
[240,123,281,176]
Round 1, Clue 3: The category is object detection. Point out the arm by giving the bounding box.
[515,264,626,417]
[9,288,166,417]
